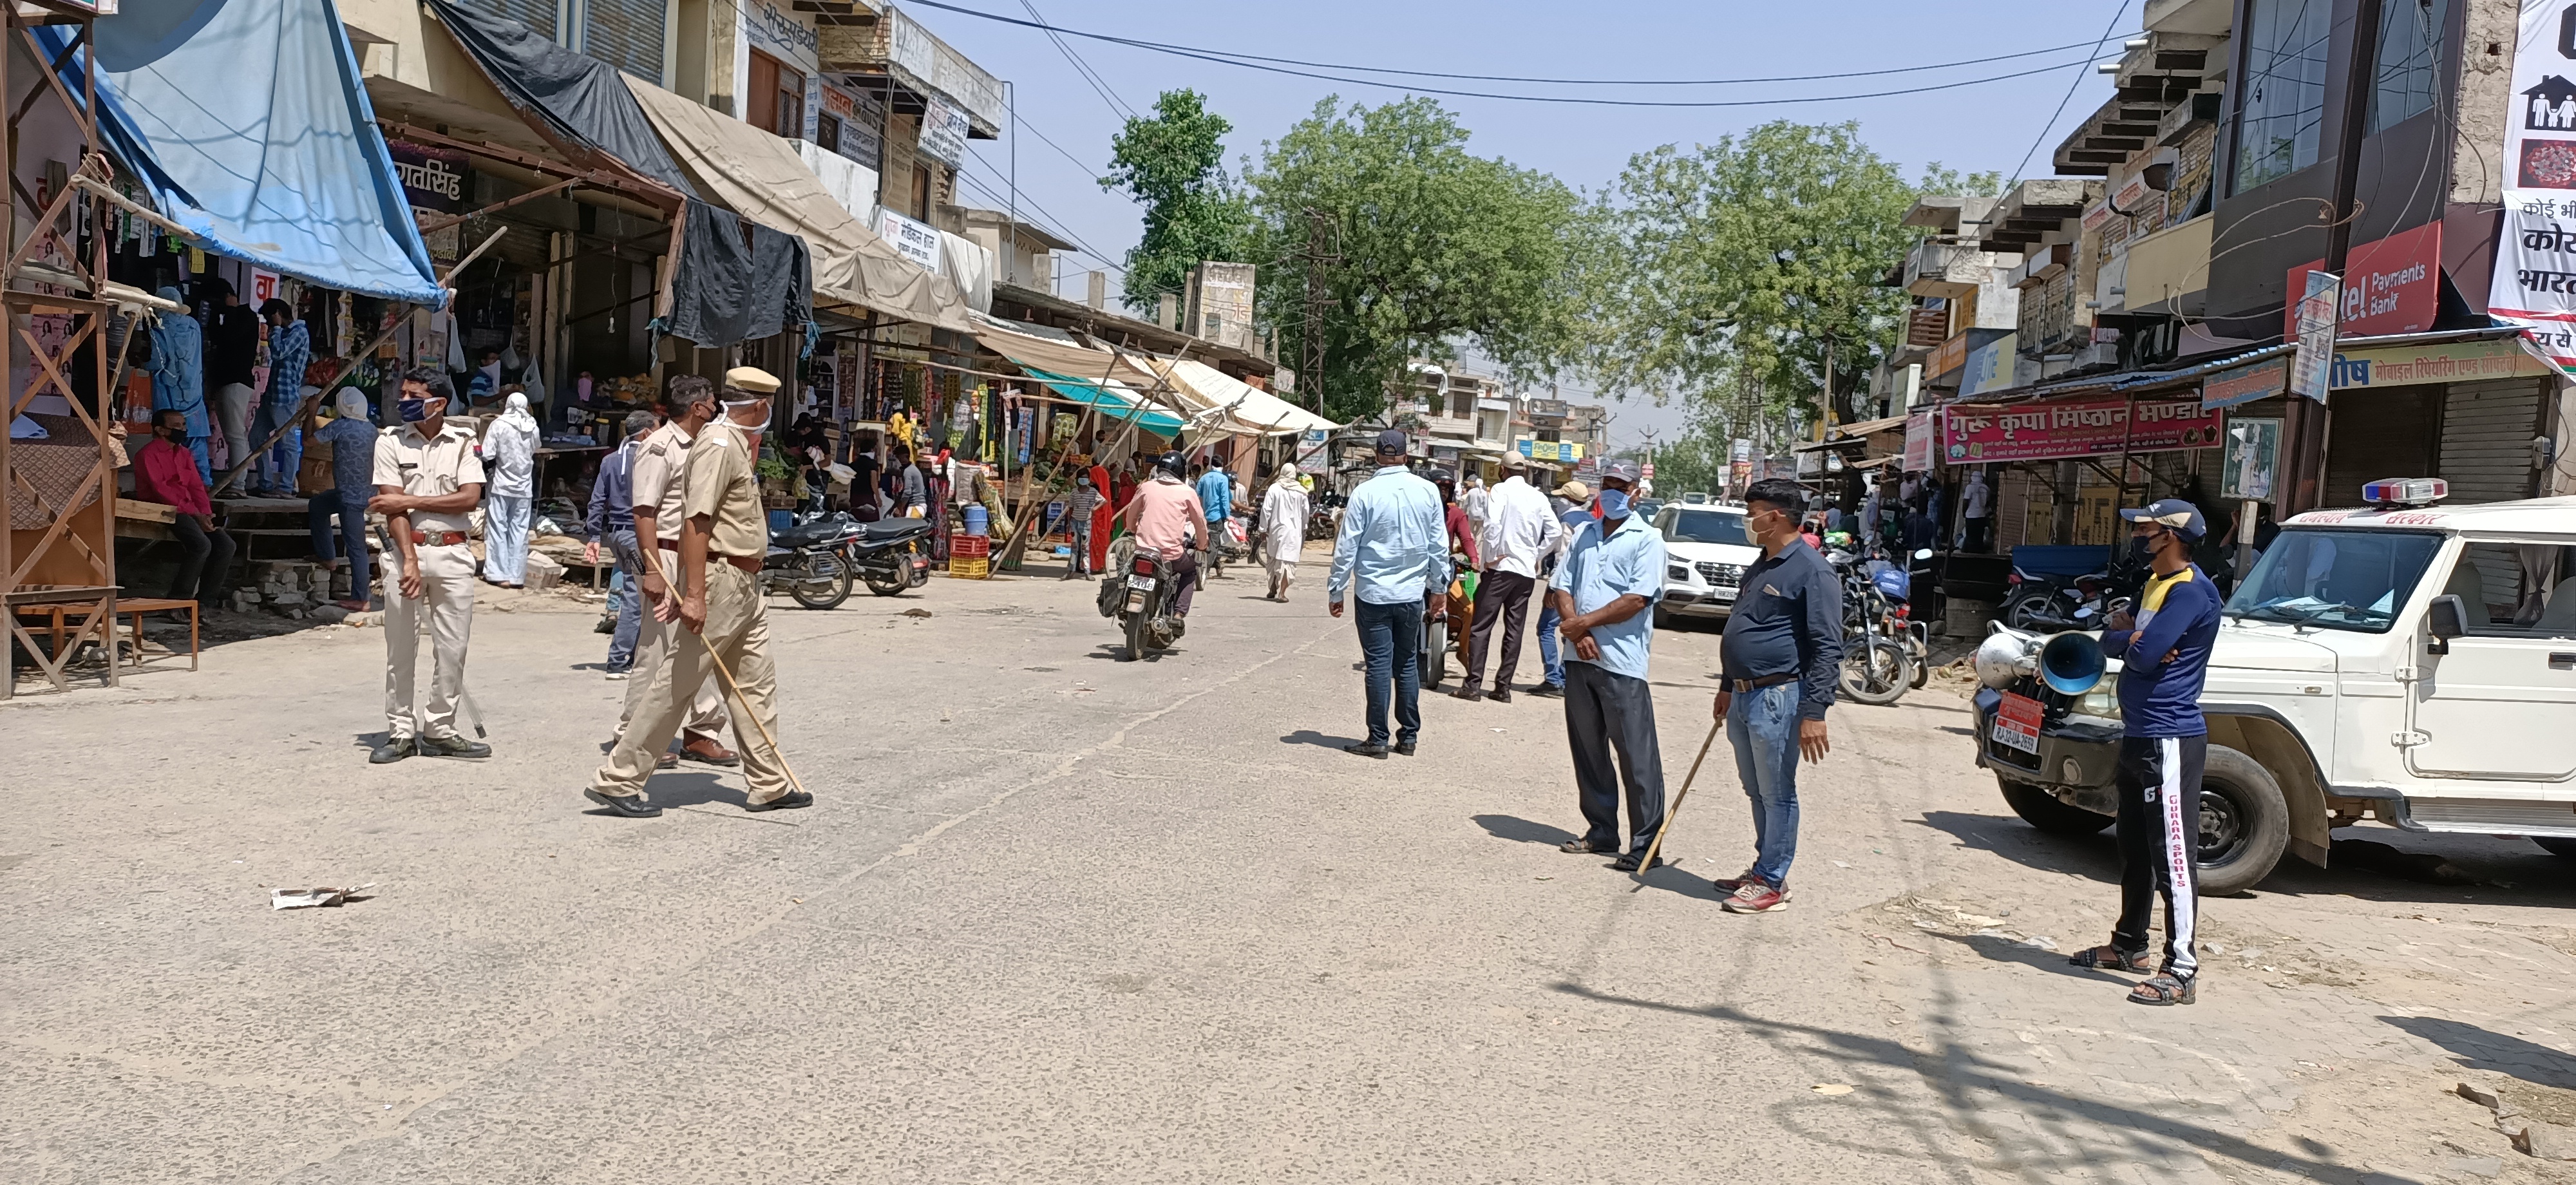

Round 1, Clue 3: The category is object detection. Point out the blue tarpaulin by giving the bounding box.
[1016,366,1185,436]
[37,0,444,305]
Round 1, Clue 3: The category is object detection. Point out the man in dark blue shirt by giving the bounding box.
[1709,478,1844,914]
[2069,498,2222,1005]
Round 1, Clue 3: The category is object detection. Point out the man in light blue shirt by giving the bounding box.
[1194,460,1234,576]
[1548,459,1670,871]
[1328,429,1451,759]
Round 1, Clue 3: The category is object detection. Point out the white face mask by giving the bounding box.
[722,399,770,435]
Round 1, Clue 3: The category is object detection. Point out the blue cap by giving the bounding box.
[2119,498,2206,542]
[1375,428,1410,455]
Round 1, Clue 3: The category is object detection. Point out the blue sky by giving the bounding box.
[920,0,2136,448]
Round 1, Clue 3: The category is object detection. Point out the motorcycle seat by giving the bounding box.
[772,522,844,547]
[863,519,930,540]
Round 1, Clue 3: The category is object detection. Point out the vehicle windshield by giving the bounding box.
[2223,528,2444,634]
[1661,508,1753,546]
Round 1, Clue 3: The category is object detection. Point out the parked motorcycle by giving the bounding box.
[1099,535,1185,659]
[2001,553,2145,632]
[1828,547,1915,705]
[763,513,861,610]
[845,517,936,597]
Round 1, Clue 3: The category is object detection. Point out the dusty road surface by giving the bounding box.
[6,558,2573,1183]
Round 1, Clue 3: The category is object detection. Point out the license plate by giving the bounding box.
[1129,575,1158,591]
[1991,692,2043,755]
[1713,585,1738,601]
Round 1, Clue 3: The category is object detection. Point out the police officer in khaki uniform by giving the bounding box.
[586,367,809,815]
[370,368,493,763]
[616,375,734,770]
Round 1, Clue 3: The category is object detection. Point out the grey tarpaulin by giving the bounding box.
[426,0,811,347]
[664,202,814,348]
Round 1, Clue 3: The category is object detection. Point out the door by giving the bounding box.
[2409,540,2576,781]
[746,51,779,133]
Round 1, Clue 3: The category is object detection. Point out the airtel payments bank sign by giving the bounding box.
[2284,222,2441,339]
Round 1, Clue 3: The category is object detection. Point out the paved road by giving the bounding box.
[5,562,2573,1183]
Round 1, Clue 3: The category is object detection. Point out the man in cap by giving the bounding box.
[2068,498,2221,1005]
[1528,479,1594,699]
[614,376,735,768]
[369,368,492,763]
[1549,459,1668,869]
[1327,429,1450,759]
[308,390,380,611]
[1709,477,1844,912]
[1455,450,1562,703]
[587,367,809,817]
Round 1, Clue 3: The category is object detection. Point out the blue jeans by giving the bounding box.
[484,493,531,583]
[1537,603,1564,687]
[307,490,370,601]
[1354,598,1423,746]
[1727,681,1805,887]
[606,528,644,670]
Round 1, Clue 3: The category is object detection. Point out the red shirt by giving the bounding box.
[1444,504,1480,568]
[134,437,211,517]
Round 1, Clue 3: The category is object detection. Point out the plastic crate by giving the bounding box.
[949,556,990,580]
[949,532,991,559]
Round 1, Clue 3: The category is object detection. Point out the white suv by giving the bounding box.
[1652,504,1762,627]
[1973,488,2576,893]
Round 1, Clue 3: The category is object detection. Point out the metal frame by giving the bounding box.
[1,3,115,699]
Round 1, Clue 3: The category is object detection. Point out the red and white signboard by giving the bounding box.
[2286,221,2439,339]
[1991,692,2043,755]
[249,268,281,308]
[2486,0,2576,372]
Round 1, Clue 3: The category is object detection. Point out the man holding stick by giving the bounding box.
[1548,459,1668,870]
[586,368,810,817]
[1709,478,1842,914]
[614,377,734,770]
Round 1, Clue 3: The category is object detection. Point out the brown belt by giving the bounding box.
[1725,674,1797,693]
[412,530,468,547]
[719,555,761,573]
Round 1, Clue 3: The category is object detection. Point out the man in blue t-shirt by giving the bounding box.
[1193,460,1234,576]
[2069,498,2223,1006]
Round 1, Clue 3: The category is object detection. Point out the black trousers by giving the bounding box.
[168,516,236,605]
[1463,569,1534,690]
[1565,661,1665,855]
[1964,517,1993,553]
[2112,735,2203,980]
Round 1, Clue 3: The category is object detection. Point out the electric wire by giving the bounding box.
[2005,0,2134,185]
[1016,0,1137,120]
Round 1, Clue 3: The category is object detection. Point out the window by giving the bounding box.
[2443,542,2576,634]
[816,112,842,155]
[1661,509,1754,547]
[2232,0,2333,193]
[2368,0,2450,135]
[2225,528,2445,633]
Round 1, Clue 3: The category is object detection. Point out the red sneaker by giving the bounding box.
[1721,882,1790,913]
[1711,867,1760,893]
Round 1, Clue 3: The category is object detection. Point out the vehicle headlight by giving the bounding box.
[2070,687,2122,721]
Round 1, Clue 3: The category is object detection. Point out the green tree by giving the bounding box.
[1247,97,1583,422]
[1579,121,1997,440]
[1101,90,1253,312]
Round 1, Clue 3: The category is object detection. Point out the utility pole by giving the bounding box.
[1296,206,1340,413]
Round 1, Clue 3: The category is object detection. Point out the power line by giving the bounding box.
[904,0,2129,106]
[952,153,1129,276]
[1015,0,1137,121]
[2006,1,2134,184]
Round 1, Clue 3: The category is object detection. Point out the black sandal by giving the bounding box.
[2067,945,2152,973]
[2128,973,2195,1005]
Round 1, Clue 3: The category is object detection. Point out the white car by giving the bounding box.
[1652,504,1761,627]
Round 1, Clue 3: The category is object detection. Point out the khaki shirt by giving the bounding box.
[629,421,697,544]
[683,421,768,558]
[371,421,485,536]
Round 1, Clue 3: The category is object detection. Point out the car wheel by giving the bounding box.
[2195,744,2289,896]
[2534,837,2576,859]
[1998,775,2112,835]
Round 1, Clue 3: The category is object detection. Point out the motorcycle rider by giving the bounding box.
[1122,451,1207,621]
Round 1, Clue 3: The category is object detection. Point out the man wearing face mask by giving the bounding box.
[1709,478,1844,913]
[586,367,809,817]
[1548,460,1669,869]
[2069,499,2220,1007]
[615,376,733,768]
[132,408,236,613]
[369,368,491,763]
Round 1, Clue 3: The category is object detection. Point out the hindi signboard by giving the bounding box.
[2485,1,2576,371]
[1902,412,1933,471]
[2201,354,2287,410]
[916,95,971,168]
[386,140,466,214]
[1938,397,2225,464]
[875,208,942,272]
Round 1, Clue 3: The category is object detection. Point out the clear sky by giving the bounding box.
[918,0,2136,451]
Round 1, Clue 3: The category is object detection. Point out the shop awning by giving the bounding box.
[1018,368,1186,435]
[1155,361,1338,436]
[38,0,443,304]
[624,76,972,333]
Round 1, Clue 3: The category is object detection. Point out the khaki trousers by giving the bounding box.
[384,542,475,740]
[618,549,729,741]
[592,563,790,802]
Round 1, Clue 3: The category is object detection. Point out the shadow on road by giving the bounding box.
[1281,729,1365,750]
[2383,1015,2576,1090]
[1471,813,1575,848]
[1912,810,2121,886]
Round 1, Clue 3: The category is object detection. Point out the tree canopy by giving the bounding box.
[1100,90,1253,313]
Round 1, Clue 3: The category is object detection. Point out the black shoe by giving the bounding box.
[368,737,415,764]
[1558,837,1617,854]
[419,734,492,759]
[1451,685,1485,702]
[1610,851,1667,872]
[1488,688,1512,705]
[1392,740,1417,756]
[1344,741,1388,759]
[583,788,663,818]
[744,790,815,813]
[1527,683,1565,699]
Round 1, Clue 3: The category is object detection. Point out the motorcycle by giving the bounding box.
[762,512,862,610]
[1828,547,1916,705]
[1099,535,1185,659]
[2001,552,2146,632]
[845,517,936,597]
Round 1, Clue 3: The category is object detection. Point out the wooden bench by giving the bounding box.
[112,597,200,672]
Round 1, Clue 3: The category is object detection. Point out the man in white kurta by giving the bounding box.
[1259,463,1312,602]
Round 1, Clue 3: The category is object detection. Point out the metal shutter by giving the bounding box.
[2324,387,2440,510]
[460,0,554,42]
[584,0,666,87]
[2438,379,2545,506]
